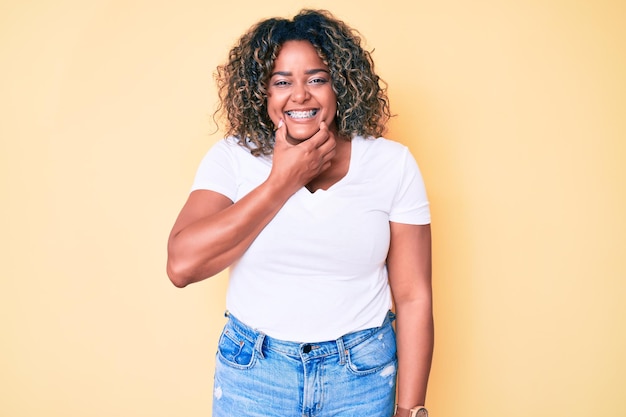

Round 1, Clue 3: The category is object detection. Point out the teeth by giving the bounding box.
[286,109,318,119]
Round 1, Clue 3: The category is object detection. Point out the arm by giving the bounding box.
[166,121,336,287]
[387,223,433,416]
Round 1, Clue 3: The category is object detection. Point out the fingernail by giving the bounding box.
[278,119,284,128]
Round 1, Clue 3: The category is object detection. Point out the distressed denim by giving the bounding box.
[212,311,397,417]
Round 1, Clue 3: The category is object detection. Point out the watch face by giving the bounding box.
[413,407,428,417]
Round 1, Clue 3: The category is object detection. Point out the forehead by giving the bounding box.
[273,40,327,69]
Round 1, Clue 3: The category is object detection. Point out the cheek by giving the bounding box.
[266,97,281,122]
[323,90,338,116]
[325,99,338,122]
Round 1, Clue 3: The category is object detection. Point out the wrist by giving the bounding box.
[395,405,429,417]
[260,176,298,201]
[394,406,411,417]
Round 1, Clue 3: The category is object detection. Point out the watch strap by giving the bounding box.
[395,405,428,417]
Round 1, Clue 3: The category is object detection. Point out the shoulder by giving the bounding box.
[212,136,248,152]
[356,135,408,151]
[354,136,412,163]
[201,136,261,161]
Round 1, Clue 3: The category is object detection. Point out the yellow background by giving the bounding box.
[1,0,625,416]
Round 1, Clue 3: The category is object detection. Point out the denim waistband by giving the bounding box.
[223,310,395,362]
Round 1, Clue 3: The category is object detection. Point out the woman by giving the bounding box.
[167,9,433,417]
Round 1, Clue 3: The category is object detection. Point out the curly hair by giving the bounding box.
[214,9,391,156]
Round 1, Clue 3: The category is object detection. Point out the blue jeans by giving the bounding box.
[212,311,397,417]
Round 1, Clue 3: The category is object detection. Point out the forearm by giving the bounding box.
[167,122,337,288]
[395,298,434,409]
[167,179,294,287]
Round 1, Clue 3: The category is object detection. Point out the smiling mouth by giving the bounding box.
[285,109,319,119]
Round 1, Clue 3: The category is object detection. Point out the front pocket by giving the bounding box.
[217,326,258,370]
[346,323,397,375]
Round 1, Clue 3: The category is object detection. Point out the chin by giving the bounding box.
[286,128,317,142]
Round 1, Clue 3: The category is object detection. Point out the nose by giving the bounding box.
[290,82,310,103]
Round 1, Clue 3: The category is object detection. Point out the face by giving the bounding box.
[267,40,337,144]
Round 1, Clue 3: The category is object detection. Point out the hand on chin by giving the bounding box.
[284,126,319,144]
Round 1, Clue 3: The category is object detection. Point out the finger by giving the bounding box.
[274,119,287,145]
[305,121,332,149]
[316,124,337,154]
[319,142,337,164]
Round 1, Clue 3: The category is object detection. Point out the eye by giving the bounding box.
[309,77,328,85]
[272,79,290,87]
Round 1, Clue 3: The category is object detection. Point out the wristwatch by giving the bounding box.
[409,406,428,417]
[396,405,429,417]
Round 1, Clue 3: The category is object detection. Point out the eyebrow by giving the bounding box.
[270,68,330,77]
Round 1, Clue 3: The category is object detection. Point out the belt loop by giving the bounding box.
[336,336,346,365]
[254,333,266,359]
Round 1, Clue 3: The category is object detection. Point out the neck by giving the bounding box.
[305,136,351,192]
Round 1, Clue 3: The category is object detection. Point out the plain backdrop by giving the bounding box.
[1,0,625,416]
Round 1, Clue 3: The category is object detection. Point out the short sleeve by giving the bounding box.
[190,139,239,201]
[389,148,431,225]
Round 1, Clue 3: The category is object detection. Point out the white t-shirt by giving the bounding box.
[192,136,430,342]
